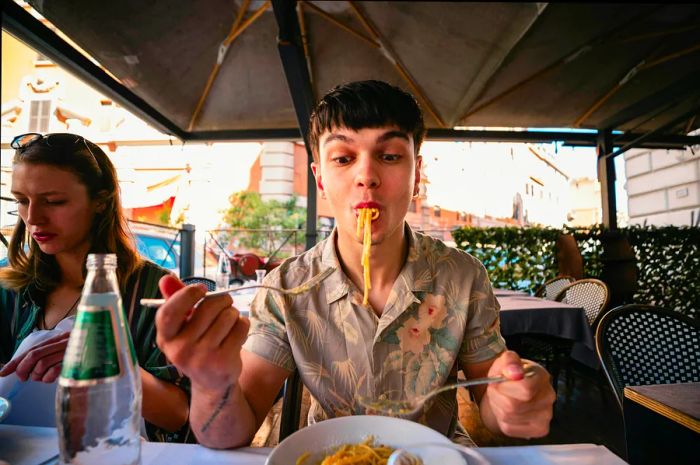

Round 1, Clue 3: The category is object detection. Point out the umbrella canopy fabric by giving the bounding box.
[14,1,700,138]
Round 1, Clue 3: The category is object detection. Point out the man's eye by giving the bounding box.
[45,200,66,205]
[332,156,352,165]
[382,154,401,162]
[15,199,29,206]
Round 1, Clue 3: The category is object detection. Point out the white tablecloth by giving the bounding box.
[0,425,628,465]
[493,289,529,297]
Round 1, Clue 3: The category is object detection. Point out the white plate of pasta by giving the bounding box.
[265,415,488,465]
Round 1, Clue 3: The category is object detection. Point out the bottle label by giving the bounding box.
[59,306,121,386]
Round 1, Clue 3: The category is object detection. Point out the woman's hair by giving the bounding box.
[0,133,142,293]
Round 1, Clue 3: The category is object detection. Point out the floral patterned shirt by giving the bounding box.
[243,224,506,439]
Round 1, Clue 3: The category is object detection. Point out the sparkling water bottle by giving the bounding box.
[216,251,231,290]
[56,254,142,465]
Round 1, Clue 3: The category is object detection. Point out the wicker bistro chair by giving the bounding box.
[596,304,700,409]
[519,279,609,394]
[181,276,217,292]
[551,279,609,387]
[554,278,610,327]
[535,275,576,300]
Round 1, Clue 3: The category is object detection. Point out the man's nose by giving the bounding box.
[354,157,380,188]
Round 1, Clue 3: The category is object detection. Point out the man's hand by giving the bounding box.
[482,350,555,438]
[155,275,250,394]
[0,332,70,383]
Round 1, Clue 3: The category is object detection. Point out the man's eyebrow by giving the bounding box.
[376,130,409,143]
[323,133,354,147]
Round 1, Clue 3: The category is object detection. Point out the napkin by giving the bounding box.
[0,317,75,426]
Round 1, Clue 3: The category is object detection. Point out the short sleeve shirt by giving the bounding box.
[243,224,506,438]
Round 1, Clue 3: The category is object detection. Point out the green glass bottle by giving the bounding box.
[56,254,141,465]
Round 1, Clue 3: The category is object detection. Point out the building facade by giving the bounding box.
[624,146,700,226]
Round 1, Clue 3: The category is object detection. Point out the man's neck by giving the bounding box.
[335,223,408,298]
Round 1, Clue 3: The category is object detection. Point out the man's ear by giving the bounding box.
[311,162,324,193]
[413,155,422,197]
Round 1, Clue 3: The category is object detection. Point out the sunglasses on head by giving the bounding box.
[11,132,99,162]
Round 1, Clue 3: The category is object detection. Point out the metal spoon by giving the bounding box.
[359,364,536,416]
[387,442,490,465]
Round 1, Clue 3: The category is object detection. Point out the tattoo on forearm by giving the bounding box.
[200,384,233,433]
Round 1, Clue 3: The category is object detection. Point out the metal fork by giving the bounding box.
[140,267,334,307]
[359,364,536,416]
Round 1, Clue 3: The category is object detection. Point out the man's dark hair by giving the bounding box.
[308,80,426,162]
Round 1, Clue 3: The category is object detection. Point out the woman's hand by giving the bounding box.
[481,350,556,438]
[0,332,71,383]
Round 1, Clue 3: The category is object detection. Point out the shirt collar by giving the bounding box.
[320,228,350,304]
[318,223,433,306]
[399,223,433,294]
[24,281,43,308]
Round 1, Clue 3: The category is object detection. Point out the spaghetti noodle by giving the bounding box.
[356,208,379,305]
[296,436,396,465]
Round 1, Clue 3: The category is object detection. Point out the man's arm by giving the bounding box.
[155,275,289,448]
[462,351,555,438]
[188,352,289,448]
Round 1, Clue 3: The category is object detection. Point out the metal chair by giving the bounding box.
[554,278,610,327]
[521,279,609,393]
[279,369,304,441]
[596,304,699,409]
[535,276,575,300]
[552,279,609,388]
[181,276,216,291]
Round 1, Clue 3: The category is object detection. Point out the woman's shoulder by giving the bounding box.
[137,259,172,280]
[0,282,31,308]
[122,259,170,301]
[0,285,18,308]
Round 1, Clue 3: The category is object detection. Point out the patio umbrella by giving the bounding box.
[3,0,700,238]
[5,1,699,138]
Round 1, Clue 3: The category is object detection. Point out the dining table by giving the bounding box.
[496,295,599,369]
[492,288,530,298]
[0,424,630,465]
[622,383,699,465]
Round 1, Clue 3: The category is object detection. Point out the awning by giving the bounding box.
[3,1,698,142]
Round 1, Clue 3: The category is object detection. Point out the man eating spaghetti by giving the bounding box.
[154,80,556,448]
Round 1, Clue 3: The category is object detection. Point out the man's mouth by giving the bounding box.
[355,201,380,210]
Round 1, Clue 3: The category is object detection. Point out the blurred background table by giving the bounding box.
[493,288,530,297]
[497,295,598,369]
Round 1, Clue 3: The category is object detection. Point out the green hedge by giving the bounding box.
[451,225,699,318]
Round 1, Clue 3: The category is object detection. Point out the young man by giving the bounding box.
[155,80,555,448]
